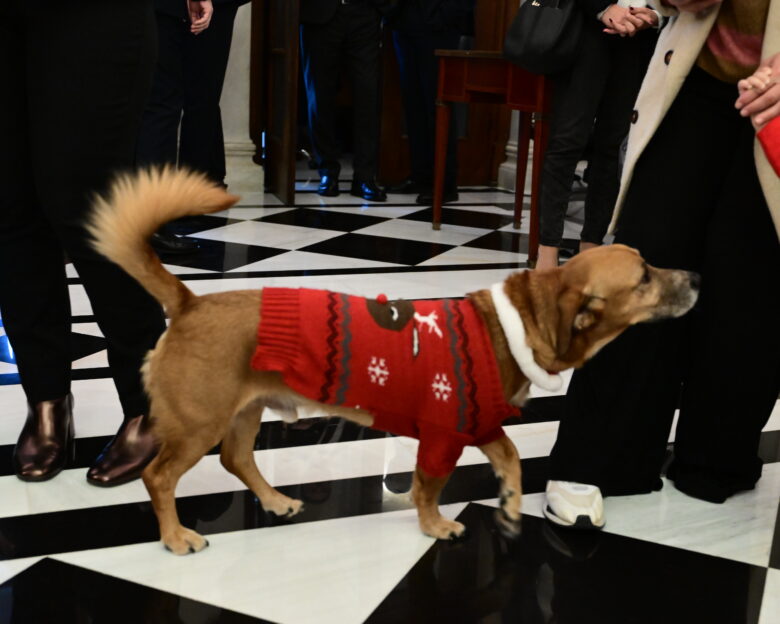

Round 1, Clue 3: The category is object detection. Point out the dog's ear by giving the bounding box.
[555,289,604,357]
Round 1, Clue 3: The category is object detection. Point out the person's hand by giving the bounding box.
[629,7,659,28]
[188,0,213,34]
[662,0,722,13]
[736,53,780,130]
[601,4,649,36]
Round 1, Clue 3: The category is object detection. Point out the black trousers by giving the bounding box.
[539,27,654,247]
[549,67,780,502]
[136,2,240,183]
[0,0,167,418]
[300,3,382,180]
[393,28,460,190]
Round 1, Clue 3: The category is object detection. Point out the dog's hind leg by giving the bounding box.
[411,466,465,540]
[143,426,221,555]
[220,405,304,518]
[479,435,522,538]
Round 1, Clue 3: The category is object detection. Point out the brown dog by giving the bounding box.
[89,169,699,555]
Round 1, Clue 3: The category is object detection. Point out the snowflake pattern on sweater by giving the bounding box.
[251,288,519,477]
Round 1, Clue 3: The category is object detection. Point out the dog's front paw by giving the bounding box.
[495,507,522,539]
[421,518,467,541]
[162,527,209,555]
[264,494,304,518]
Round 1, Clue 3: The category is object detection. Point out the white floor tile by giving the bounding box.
[71,350,109,370]
[353,219,491,246]
[760,568,780,624]
[323,206,424,218]
[229,251,402,273]
[211,207,295,220]
[0,379,124,446]
[418,246,526,266]
[482,467,780,569]
[0,422,558,518]
[192,220,343,250]
[54,504,467,624]
[0,556,43,586]
[595,466,780,568]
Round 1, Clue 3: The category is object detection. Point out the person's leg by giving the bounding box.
[669,119,780,503]
[393,29,432,186]
[410,28,462,201]
[537,28,610,269]
[136,11,186,168]
[300,18,344,180]
[345,4,382,183]
[548,67,747,496]
[25,0,167,483]
[580,34,652,247]
[0,6,71,404]
[179,1,239,184]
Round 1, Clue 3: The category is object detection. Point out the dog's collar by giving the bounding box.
[489,282,564,393]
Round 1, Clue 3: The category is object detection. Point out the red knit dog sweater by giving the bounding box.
[251,288,518,477]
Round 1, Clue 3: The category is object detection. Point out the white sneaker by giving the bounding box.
[543,480,605,529]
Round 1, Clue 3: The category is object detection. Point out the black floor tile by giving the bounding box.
[256,207,387,232]
[166,214,243,236]
[465,230,529,254]
[366,504,768,624]
[70,332,106,361]
[401,207,514,229]
[770,498,780,570]
[0,458,552,560]
[0,418,388,477]
[0,558,269,624]
[301,233,454,265]
[160,239,286,272]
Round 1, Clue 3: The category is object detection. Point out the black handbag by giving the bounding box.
[503,0,583,75]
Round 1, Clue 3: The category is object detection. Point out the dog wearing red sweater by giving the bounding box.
[89,169,700,554]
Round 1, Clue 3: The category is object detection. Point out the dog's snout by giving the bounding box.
[689,271,701,291]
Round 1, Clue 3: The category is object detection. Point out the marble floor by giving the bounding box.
[0,168,778,624]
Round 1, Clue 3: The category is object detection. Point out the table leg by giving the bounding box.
[513,111,532,230]
[432,100,451,231]
[529,112,549,266]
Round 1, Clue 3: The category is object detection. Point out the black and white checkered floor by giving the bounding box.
[0,180,778,623]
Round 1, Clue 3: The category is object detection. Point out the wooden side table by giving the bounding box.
[432,50,551,265]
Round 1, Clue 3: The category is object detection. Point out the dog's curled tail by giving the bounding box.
[88,167,240,317]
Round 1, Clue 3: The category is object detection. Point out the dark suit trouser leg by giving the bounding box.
[136,11,187,168]
[179,1,240,183]
[539,27,610,247]
[580,34,650,245]
[0,9,71,402]
[300,19,344,177]
[549,68,780,499]
[0,0,167,417]
[393,29,460,189]
[343,6,381,181]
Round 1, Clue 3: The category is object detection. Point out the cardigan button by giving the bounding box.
[631,109,639,124]
[664,50,673,65]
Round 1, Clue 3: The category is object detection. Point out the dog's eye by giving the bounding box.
[640,269,651,285]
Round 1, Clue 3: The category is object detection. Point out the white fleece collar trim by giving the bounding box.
[490,282,564,393]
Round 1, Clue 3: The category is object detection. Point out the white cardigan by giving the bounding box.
[609,0,780,241]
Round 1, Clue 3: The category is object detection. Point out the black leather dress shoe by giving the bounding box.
[150,231,198,255]
[386,178,429,195]
[416,188,459,206]
[317,174,340,197]
[86,414,158,487]
[13,394,75,481]
[351,180,387,202]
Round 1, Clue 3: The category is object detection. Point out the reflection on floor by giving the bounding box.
[0,178,778,624]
